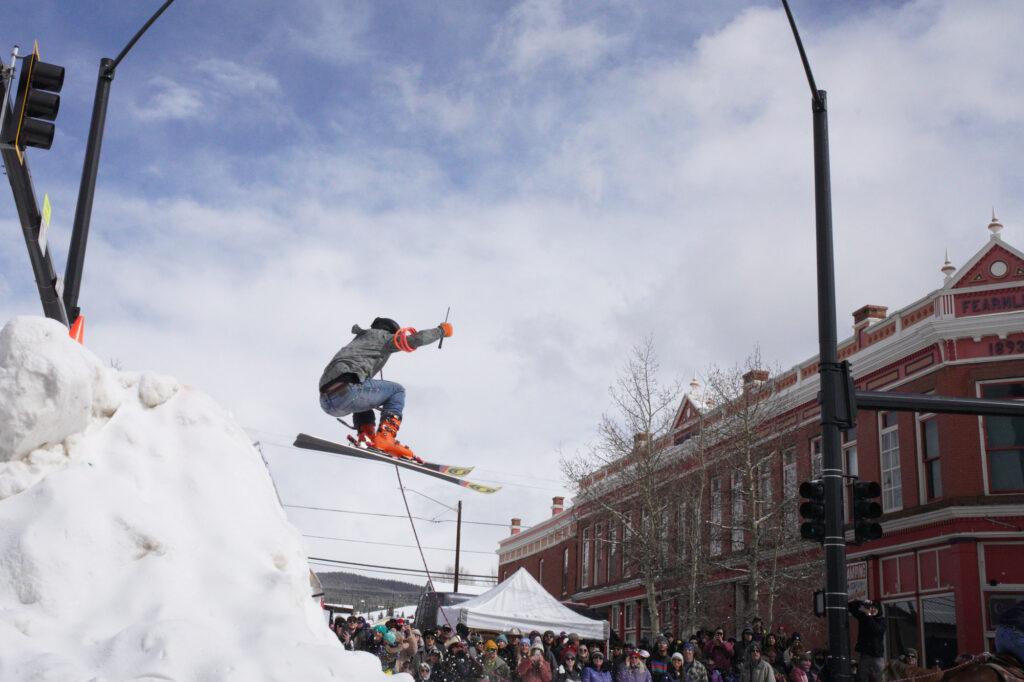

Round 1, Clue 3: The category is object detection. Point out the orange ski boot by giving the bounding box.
[370,414,420,462]
[348,422,376,447]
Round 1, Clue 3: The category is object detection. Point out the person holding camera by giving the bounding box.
[518,644,554,682]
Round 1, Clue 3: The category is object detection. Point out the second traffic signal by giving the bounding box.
[799,479,826,542]
[852,480,883,544]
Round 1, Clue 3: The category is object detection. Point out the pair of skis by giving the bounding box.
[292,433,500,494]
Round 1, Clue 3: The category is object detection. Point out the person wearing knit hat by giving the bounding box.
[518,642,553,682]
[482,638,511,681]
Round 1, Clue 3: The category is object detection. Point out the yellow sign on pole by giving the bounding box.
[38,193,51,254]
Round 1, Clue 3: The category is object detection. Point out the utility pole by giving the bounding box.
[453,500,463,593]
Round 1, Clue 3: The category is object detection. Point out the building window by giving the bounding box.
[884,599,919,661]
[582,527,591,588]
[811,436,823,479]
[625,602,636,644]
[783,449,797,530]
[595,523,604,586]
[879,412,903,511]
[758,458,773,516]
[609,523,618,581]
[922,594,958,668]
[919,415,942,500]
[843,427,858,523]
[731,470,745,551]
[981,381,1024,492]
[710,477,722,556]
[562,548,569,595]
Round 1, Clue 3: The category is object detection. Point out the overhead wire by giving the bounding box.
[309,557,496,580]
[283,503,524,529]
[302,533,494,555]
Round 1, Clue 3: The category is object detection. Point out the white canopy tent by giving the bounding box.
[440,567,609,640]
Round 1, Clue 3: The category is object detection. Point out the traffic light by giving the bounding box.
[852,480,883,544]
[799,479,826,542]
[8,42,64,155]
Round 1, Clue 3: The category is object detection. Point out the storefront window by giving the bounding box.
[922,594,957,668]
[884,599,919,659]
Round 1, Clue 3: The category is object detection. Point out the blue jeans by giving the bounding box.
[320,380,406,426]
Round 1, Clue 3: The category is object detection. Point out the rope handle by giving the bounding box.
[393,327,417,353]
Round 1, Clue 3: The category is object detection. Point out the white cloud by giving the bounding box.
[492,0,624,75]
[129,76,203,122]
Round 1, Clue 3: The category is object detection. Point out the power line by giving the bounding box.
[302,533,494,555]
[308,557,497,580]
[284,503,522,529]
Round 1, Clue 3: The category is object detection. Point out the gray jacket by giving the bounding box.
[739,659,775,682]
[319,324,444,391]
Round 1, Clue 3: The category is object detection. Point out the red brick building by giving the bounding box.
[497,217,1024,665]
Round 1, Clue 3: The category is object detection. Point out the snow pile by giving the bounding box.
[0,316,398,681]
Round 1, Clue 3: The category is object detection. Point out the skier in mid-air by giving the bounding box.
[318,317,453,461]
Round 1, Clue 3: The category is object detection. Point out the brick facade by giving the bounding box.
[497,220,1024,664]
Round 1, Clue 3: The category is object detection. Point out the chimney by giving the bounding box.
[743,369,769,388]
[852,304,888,332]
[551,496,565,516]
[633,432,650,448]
[510,518,522,535]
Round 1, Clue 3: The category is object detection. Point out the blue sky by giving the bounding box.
[2,0,1023,582]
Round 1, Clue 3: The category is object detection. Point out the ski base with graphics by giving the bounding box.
[343,434,474,477]
[293,433,499,494]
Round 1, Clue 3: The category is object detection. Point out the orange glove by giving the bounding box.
[439,322,454,338]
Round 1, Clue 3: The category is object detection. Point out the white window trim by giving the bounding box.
[976,377,1024,496]
[879,412,904,513]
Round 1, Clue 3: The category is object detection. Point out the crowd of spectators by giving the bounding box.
[329,596,1023,682]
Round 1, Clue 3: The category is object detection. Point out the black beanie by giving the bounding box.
[371,317,401,333]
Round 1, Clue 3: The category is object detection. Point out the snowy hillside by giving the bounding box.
[0,316,397,681]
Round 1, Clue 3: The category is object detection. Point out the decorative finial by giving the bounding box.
[941,249,956,282]
[989,210,1003,239]
[689,377,700,394]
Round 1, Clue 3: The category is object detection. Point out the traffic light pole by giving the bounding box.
[780,3,852,679]
[63,0,175,324]
[0,74,68,325]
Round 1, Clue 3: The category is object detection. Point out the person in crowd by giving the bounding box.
[763,648,786,682]
[426,648,444,678]
[649,637,672,682]
[542,631,562,672]
[557,649,584,682]
[365,625,388,661]
[416,661,435,682]
[739,645,774,682]
[704,628,734,677]
[583,650,612,682]
[515,637,535,679]
[848,600,886,682]
[497,634,515,670]
[381,629,401,673]
[439,637,483,682]
[678,643,709,682]
[579,645,591,670]
[751,620,765,644]
[518,644,554,682]
[619,649,654,682]
[762,635,778,655]
[782,641,803,672]
[610,643,627,678]
[665,653,687,682]
[735,629,755,664]
[482,640,512,682]
[900,649,919,666]
[788,655,817,682]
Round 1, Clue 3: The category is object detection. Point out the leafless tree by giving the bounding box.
[561,336,684,636]
[699,350,823,628]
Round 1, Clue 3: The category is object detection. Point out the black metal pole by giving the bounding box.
[811,90,853,682]
[63,58,112,322]
[63,0,175,323]
[454,500,462,593]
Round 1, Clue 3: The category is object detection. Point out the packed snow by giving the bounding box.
[0,316,403,681]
